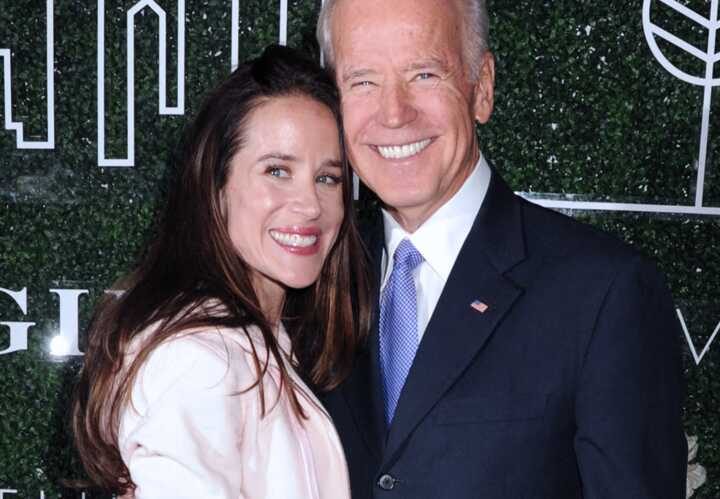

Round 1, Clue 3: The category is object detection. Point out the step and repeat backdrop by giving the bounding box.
[0,0,718,497]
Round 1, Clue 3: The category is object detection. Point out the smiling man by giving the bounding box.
[316,0,687,498]
[333,0,489,234]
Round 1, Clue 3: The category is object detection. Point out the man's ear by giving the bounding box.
[472,52,495,125]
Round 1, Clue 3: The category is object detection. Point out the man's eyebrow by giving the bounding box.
[257,153,297,162]
[341,68,378,83]
[403,58,448,72]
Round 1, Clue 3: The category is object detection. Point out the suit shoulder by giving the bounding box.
[516,195,648,267]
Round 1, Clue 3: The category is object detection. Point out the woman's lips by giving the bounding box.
[269,228,321,255]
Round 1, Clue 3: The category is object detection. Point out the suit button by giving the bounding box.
[377,474,396,490]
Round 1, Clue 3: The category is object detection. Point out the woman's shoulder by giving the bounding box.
[129,314,266,360]
[128,324,264,402]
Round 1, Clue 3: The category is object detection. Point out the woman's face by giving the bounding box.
[224,94,344,312]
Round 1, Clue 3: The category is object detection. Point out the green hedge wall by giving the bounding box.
[1,1,717,497]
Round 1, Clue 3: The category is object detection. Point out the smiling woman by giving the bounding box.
[70,45,369,499]
[224,94,345,323]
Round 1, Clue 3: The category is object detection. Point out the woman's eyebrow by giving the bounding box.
[257,154,342,169]
[321,159,343,169]
[257,152,297,162]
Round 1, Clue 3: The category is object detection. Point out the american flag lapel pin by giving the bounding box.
[470,300,489,314]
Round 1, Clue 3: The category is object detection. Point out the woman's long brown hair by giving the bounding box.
[71,45,371,495]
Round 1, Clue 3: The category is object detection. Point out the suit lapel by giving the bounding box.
[384,171,527,464]
[340,209,386,459]
[341,337,385,459]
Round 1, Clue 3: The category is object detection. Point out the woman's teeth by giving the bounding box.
[270,230,318,247]
[377,139,431,160]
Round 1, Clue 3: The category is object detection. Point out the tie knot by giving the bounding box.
[393,239,423,271]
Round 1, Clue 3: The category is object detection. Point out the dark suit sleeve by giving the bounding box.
[573,256,687,499]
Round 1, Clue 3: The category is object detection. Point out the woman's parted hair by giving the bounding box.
[71,44,370,494]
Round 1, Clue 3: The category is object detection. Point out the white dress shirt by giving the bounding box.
[381,154,491,341]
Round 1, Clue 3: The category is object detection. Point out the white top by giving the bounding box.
[117,322,351,499]
[381,154,491,340]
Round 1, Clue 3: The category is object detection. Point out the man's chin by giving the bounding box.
[377,191,427,210]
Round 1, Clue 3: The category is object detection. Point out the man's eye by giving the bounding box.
[351,80,374,89]
[317,174,342,185]
[414,72,437,81]
[266,166,290,178]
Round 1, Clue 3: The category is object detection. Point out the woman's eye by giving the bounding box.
[266,166,290,178]
[317,174,342,185]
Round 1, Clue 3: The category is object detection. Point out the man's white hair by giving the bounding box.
[316,0,489,81]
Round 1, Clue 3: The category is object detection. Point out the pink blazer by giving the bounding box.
[117,323,351,499]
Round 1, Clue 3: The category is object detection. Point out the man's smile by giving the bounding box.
[374,138,433,160]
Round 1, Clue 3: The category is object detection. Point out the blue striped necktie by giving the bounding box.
[379,238,423,425]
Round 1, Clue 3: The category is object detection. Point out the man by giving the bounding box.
[317,0,687,498]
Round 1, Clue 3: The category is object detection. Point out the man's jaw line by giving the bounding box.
[383,203,437,234]
[378,151,478,234]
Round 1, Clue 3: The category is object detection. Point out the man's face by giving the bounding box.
[332,0,494,231]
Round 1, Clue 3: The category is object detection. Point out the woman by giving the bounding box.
[72,45,370,498]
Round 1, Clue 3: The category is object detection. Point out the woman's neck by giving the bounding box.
[252,275,285,327]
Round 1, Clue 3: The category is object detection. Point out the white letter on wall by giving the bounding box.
[49,289,88,356]
[97,0,186,167]
[0,288,36,355]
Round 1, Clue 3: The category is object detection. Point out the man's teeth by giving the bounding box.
[270,231,318,247]
[377,139,431,160]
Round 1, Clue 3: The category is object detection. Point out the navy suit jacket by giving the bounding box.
[323,169,687,499]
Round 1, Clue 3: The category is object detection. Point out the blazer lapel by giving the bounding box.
[384,171,527,464]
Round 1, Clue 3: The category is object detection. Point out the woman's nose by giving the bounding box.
[291,180,322,219]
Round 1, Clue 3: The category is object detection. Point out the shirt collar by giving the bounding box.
[382,153,492,283]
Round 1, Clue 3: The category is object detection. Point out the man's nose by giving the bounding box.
[378,83,417,128]
[291,180,322,219]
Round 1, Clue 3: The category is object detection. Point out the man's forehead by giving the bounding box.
[332,0,460,40]
[333,0,458,18]
[332,3,463,67]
